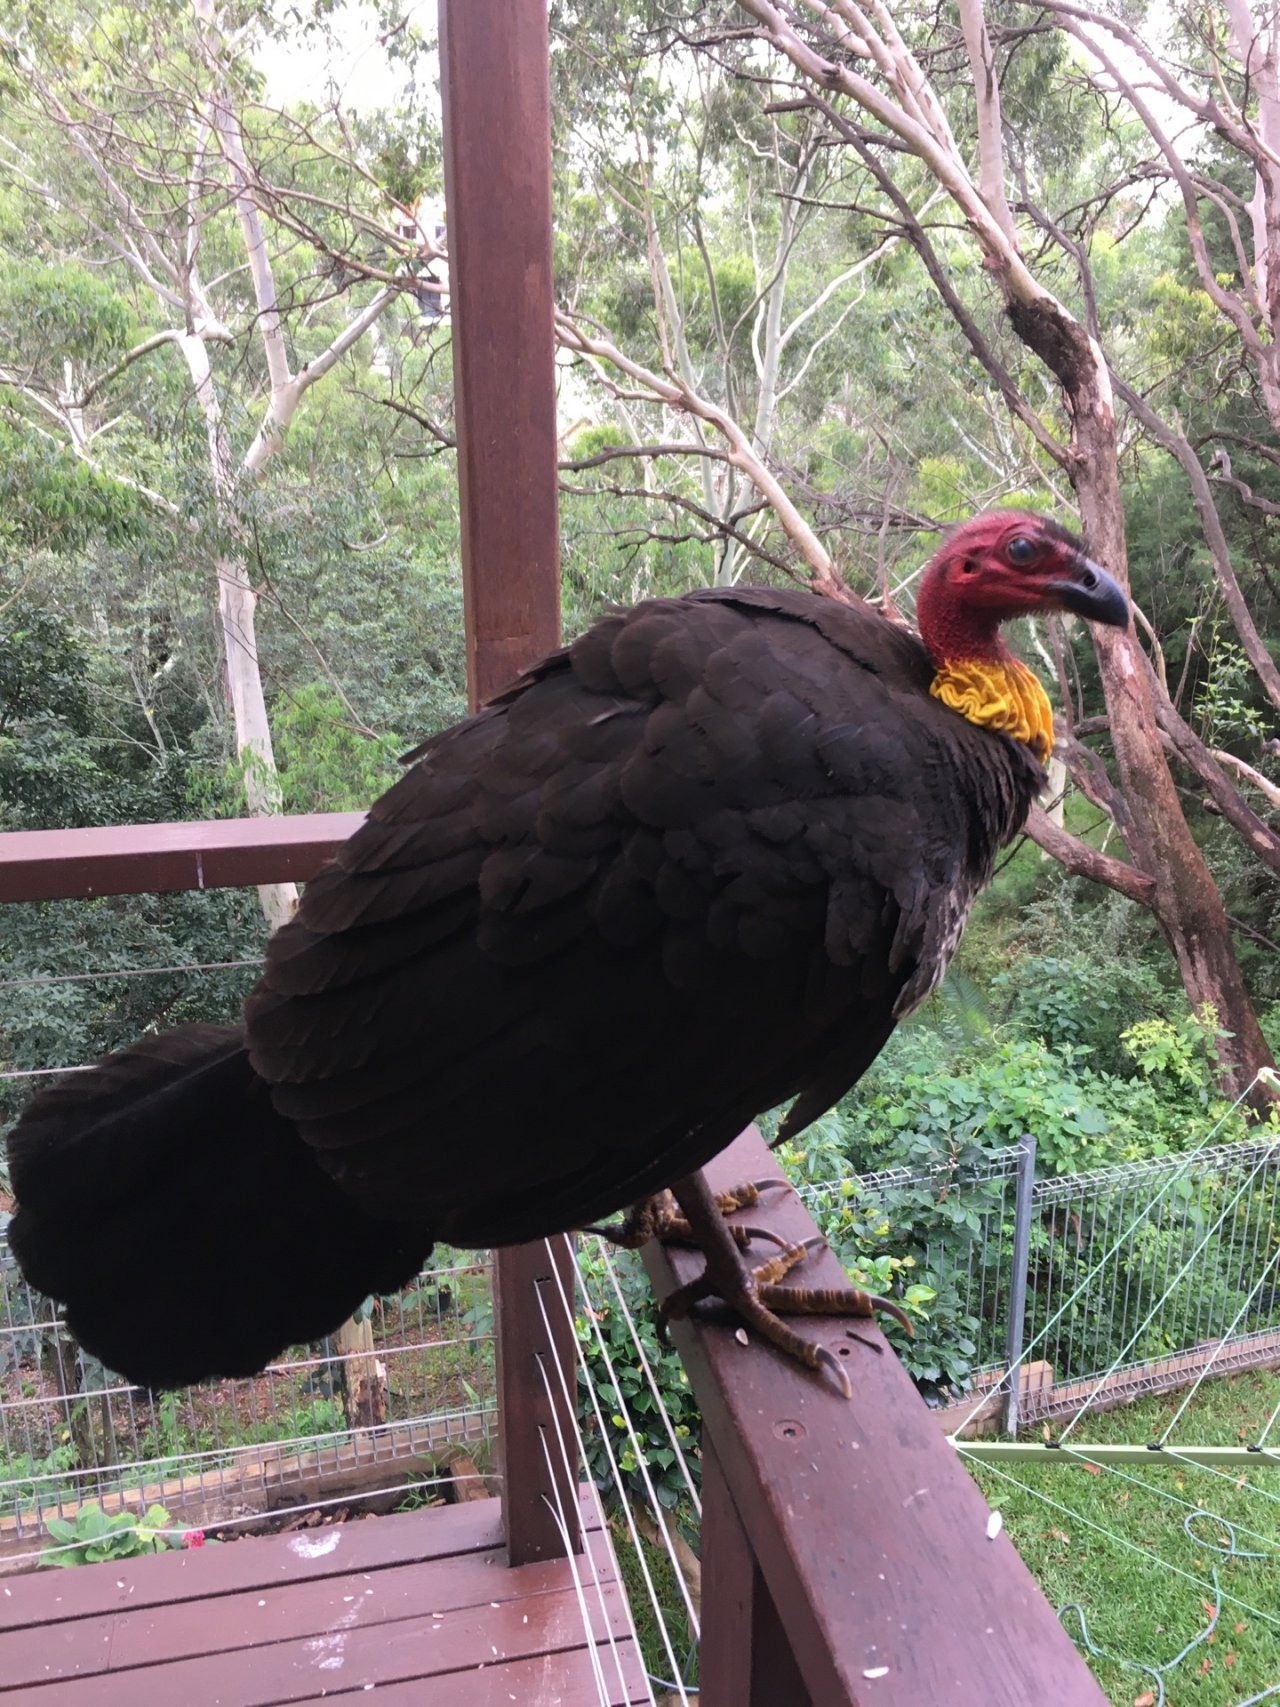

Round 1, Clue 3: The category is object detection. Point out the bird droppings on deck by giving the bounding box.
[288,1529,343,1558]
[309,1631,346,1671]
[864,1665,890,1679]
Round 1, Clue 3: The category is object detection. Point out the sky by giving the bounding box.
[259,0,437,116]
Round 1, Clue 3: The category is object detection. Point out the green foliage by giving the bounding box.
[771,957,1260,1401]
[574,1246,700,1515]
[138,1390,347,1463]
[780,1111,1000,1400]
[0,600,264,1124]
[1197,630,1271,747]
[272,684,403,813]
[0,421,145,552]
[0,1443,80,1513]
[40,1501,198,1567]
[0,607,95,739]
[0,261,138,372]
[993,953,1165,1078]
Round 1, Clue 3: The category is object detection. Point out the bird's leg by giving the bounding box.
[584,1180,791,1254]
[661,1169,912,1399]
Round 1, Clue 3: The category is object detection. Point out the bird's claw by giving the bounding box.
[584,1178,794,1252]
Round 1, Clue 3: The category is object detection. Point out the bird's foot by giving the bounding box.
[584,1178,791,1254]
[662,1170,912,1399]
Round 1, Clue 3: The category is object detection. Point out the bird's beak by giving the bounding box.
[1046,558,1129,629]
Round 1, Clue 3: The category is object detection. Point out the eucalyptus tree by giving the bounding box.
[550,1,953,593]
[0,0,435,925]
[547,0,1278,1098]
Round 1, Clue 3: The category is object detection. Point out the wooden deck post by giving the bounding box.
[644,1127,1107,1706]
[438,0,577,1566]
[700,1437,813,1707]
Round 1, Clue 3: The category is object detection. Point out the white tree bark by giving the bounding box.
[1,12,407,930]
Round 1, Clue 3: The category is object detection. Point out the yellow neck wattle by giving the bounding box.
[930,656,1055,763]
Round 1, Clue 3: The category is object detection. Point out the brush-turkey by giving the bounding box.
[6,510,1127,1391]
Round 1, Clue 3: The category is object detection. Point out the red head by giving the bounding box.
[915,510,1129,666]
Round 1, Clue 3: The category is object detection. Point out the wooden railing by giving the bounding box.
[0,2,1103,1691]
[0,814,1104,1703]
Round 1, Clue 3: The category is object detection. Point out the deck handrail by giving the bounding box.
[0,812,1106,1702]
[0,814,581,1569]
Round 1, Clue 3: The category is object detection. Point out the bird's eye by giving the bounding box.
[1006,536,1036,566]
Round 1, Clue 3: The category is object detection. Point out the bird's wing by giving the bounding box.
[244,588,1034,1241]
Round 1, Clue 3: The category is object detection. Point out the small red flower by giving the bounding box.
[184,1530,206,1549]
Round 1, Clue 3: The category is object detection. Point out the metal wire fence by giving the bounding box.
[0,1234,496,1544]
[4,1069,1278,1553]
[0,925,501,1551]
[805,1133,1280,1427]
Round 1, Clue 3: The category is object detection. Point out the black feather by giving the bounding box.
[5,580,1045,1386]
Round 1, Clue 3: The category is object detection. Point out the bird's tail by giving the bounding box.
[5,1024,432,1390]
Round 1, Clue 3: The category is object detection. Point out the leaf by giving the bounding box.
[77,1506,110,1541]
[1081,1462,1102,1476]
[1133,1692,1156,1706]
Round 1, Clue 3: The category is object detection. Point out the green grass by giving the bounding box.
[966,1374,1280,1705]
[607,1510,697,1694]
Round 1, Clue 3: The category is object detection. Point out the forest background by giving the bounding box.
[1,0,1278,1246]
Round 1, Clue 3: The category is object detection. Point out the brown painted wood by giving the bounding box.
[491,1237,583,1565]
[0,812,362,903]
[0,1496,638,1705]
[439,0,573,1572]
[642,1127,1107,1707]
[294,1643,652,1706]
[699,1437,811,1707]
[0,1501,507,1630]
[439,0,561,711]
[11,1583,628,1706]
[0,1528,619,1688]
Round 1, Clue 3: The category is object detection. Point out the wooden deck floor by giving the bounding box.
[0,1495,651,1705]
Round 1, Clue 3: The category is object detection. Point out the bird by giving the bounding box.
[5,509,1128,1392]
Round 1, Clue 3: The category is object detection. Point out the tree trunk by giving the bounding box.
[1033,324,1275,1104]
[1042,754,1068,847]
[334,1315,387,1432]
[179,327,297,931]
[215,553,296,931]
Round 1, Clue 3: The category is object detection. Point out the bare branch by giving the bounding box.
[956,0,1017,241]
[77,326,232,409]
[1149,670,1280,876]
[560,441,735,470]
[1114,373,1280,712]
[1023,804,1157,904]
[1210,748,1280,812]
[555,308,861,602]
